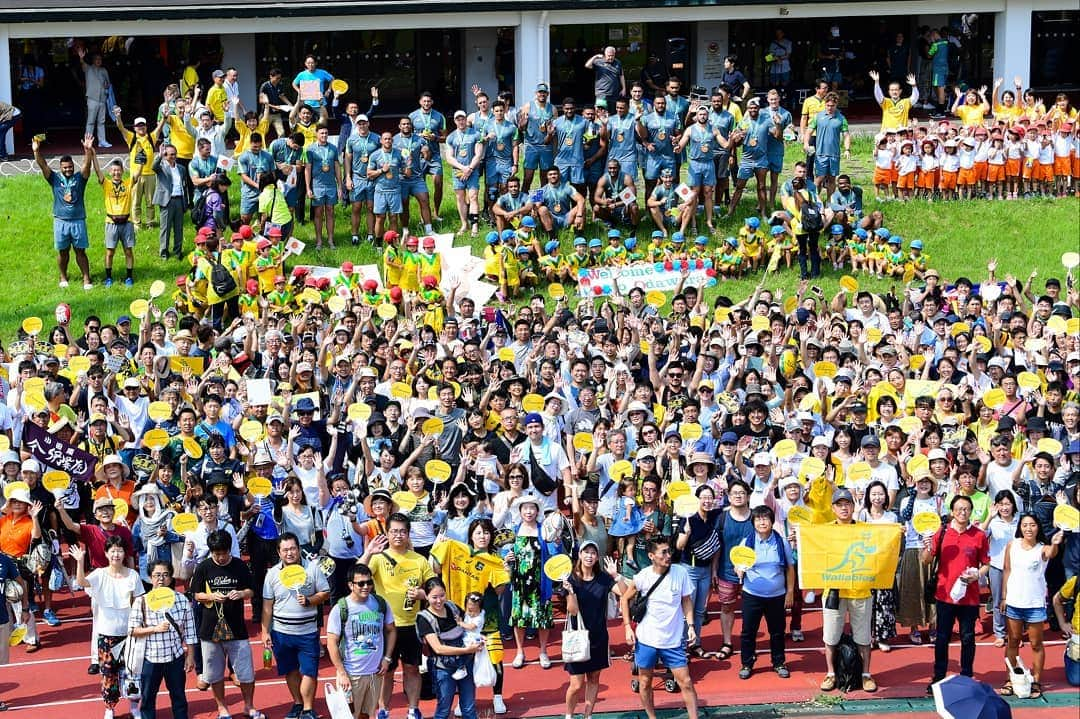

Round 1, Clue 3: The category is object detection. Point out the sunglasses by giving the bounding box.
[350,580,375,587]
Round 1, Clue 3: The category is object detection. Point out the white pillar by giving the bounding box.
[695,21,728,92]
[993,0,1033,84]
[221,33,258,113]
[0,24,12,156]
[462,27,499,112]
[516,11,550,106]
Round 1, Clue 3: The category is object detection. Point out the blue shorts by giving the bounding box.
[311,191,338,207]
[634,641,688,671]
[452,170,481,191]
[767,153,785,174]
[612,157,638,182]
[240,194,260,216]
[54,218,88,251]
[374,190,402,215]
[644,154,676,181]
[814,155,841,177]
[523,144,553,171]
[687,159,716,188]
[350,180,375,203]
[736,162,764,182]
[932,69,948,88]
[486,161,513,188]
[555,161,584,185]
[404,177,429,199]
[548,211,570,229]
[585,161,605,185]
[1005,605,1047,623]
[270,629,320,678]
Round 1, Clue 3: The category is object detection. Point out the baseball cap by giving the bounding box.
[536,82,550,92]
[133,117,147,126]
[523,412,543,426]
[860,434,881,448]
[355,114,369,123]
[720,431,738,445]
[832,488,855,504]
[453,110,467,119]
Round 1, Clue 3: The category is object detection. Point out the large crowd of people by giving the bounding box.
[2,39,1079,719]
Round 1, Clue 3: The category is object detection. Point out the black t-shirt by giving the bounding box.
[190,557,252,641]
[260,80,288,116]
[564,573,615,645]
[491,430,526,468]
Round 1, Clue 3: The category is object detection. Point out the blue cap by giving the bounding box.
[695,235,707,245]
[295,397,317,412]
[573,236,586,246]
[588,238,602,248]
[486,231,499,245]
[516,246,530,254]
[888,235,902,245]
[523,412,543,426]
[545,240,560,253]
[720,431,739,444]
[830,224,843,234]
[672,232,685,243]
[910,239,924,250]
[651,230,665,239]
[521,216,536,228]
[875,227,890,239]
[607,229,621,239]
[854,228,869,239]
[770,225,786,236]
[745,216,760,229]
[624,238,637,249]
[500,229,516,242]
[726,236,738,247]
[116,315,131,325]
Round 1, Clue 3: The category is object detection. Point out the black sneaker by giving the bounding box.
[285,703,303,719]
[352,235,361,246]
[87,663,100,675]
[159,251,168,260]
[775,665,791,678]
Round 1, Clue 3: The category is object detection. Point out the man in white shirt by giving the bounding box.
[621,535,699,719]
[511,412,571,513]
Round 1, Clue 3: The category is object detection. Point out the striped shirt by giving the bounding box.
[263,561,330,636]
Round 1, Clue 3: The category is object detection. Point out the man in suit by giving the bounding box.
[153,143,187,259]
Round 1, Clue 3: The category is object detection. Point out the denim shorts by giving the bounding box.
[1005,604,1047,623]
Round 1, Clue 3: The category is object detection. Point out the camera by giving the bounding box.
[825,588,840,610]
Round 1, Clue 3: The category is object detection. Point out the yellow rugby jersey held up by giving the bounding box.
[368,548,435,627]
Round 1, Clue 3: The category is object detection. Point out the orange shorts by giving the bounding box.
[897,172,916,190]
[1023,160,1035,179]
[987,164,1006,182]
[940,170,959,190]
[1054,156,1071,176]
[974,161,989,181]
[1073,155,1080,178]
[1005,158,1021,177]
[1039,163,1055,182]
[958,166,978,186]
[873,167,893,186]
[917,170,937,190]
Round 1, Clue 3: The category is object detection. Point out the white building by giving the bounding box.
[1,0,1077,154]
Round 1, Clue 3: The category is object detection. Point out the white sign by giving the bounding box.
[577,262,717,297]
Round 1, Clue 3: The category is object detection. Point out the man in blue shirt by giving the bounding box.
[637,95,679,200]
[345,116,381,246]
[446,110,485,237]
[305,126,341,249]
[517,83,555,191]
[763,89,794,211]
[394,117,435,236]
[603,98,640,183]
[551,98,587,193]
[237,132,274,225]
[367,131,406,240]
[34,134,94,289]
[292,55,333,110]
[726,98,782,220]
[537,167,585,237]
[803,92,850,198]
[409,92,447,222]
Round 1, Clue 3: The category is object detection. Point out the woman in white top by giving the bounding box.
[999,513,1065,698]
[71,537,145,719]
[858,480,898,652]
[984,490,1019,647]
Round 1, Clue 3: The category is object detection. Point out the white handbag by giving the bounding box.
[561,613,591,664]
[324,682,353,719]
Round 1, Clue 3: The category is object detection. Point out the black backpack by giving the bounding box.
[834,633,864,692]
[801,204,824,232]
[190,192,210,226]
[209,256,237,297]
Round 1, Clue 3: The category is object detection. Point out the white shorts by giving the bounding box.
[201,638,255,684]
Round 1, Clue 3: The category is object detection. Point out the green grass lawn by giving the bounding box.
[0,137,1076,336]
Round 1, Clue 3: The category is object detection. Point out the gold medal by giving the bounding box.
[386,168,394,179]
[617,133,625,143]
[554,203,562,213]
[701,143,710,153]
[401,149,410,159]
[496,142,505,151]
[321,164,330,172]
[458,146,468,157]
[565,137,573,147]
[657,131,666,140]
[360,155,368,163]
[63,192,72,203]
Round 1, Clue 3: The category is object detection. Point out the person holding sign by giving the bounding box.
[129,561,197,719]
[897,471,946,646]
[735,505,794,679]
[261,532,331,719]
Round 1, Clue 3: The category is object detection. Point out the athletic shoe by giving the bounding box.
[407,708,423,719]
[83,282,94,290]
[285,704,303,719]
[43,609,60,626]
[538,652,551,669]
[103,709,113,719]
[738,665,752,679]
[59,280,69,288]
[775,665,791,678]
[862,674,878,692]
[512,652,525,668]
[124,278,133,287]
[492,695,507,714]
[820,674,836,691]
[104,278,113,288]
[352,235,360,246]
[88,663,100,675]
[99,141,113,149]
[791,629,804,642]
[376,710,390,719]
[299,711,317,719]
[454,705,462,717]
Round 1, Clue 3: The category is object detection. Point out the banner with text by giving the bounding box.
[577,261,717,297]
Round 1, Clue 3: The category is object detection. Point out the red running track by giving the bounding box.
[0,587,1069,718]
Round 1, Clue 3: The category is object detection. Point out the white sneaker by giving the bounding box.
[83,282,94,290]
[454,705,463,717]
[103,710,114,719]
[493,695,507,714]
[59,280,69,288]
[538,652,551,669]
[804,591,816,604]
[791,629,805,642]
[511,651,525,668]
[99,141,113,149]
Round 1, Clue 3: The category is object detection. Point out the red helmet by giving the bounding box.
[267,226,283,238]
[422,236,435,248]
[341,261,354,273]
[389,287,403,302]
[383,230,399,244]
[176,276,187,287]
[304,277,318,288]
[239,225,254,239]
[422,275,438,288]
[292,267,309,278]
[245,279,259,294]
[405,236,419,247]
[363,279,378,292]
[230,232,244,243]
[316,277,331,289]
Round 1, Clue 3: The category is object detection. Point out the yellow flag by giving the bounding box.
[795,523,903,592]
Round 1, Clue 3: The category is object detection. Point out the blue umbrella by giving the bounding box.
[931,674,1012,719]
